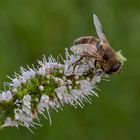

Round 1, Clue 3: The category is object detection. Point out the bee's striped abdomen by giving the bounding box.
[74,36,98,45]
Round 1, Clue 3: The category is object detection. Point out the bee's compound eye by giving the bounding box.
[106,61,121,74]
[111,61,121,72]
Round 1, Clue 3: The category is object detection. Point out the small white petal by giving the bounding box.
[75,76,79,80]
[46,75,51,79]
[12,88,18,93]
[55,86,66,100]
[39,85,44,91]
[19,77,26,83]
[68,85,72,89]
[11,78,21,87]
[67,80,72,85]
[29,68,36,77]
[37,103,44,113]
[59,69,63,74]
[59,79,65,85]
[75,81,79,85]
[41,95,49,104]
[93,76,101,83]
[62,76,66,80]
[21,68,35,80]
[38,67,46,76]
[54,77,59,82]
[2,117,18,128]
[2,91,12,102]
[80,80,92,93]
[23,95,31,107]
[86,77,90,81]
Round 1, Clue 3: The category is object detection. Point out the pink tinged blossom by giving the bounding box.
[1,91,12,102]
[23,95,31,107]
[10,78,21,87]
[38,67,46,76]
[21,68,35,80]
[80,80,92,93]
[2,117,18,128]
[55,86,67,100]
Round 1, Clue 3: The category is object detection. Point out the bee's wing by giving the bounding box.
[70,44,103,61]
[93,14,107,41]
[70,44,97,55]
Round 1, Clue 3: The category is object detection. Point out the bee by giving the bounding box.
[71,14,121,74]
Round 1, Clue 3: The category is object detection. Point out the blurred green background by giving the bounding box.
[0,0,139,140]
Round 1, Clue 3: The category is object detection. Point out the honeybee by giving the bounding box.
[71,14,121,74]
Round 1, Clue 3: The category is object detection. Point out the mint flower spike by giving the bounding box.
[0,47,125,132]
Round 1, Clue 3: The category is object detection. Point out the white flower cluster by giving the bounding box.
[0,48,106,132]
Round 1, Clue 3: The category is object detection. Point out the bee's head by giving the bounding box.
[96,40,123,74]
